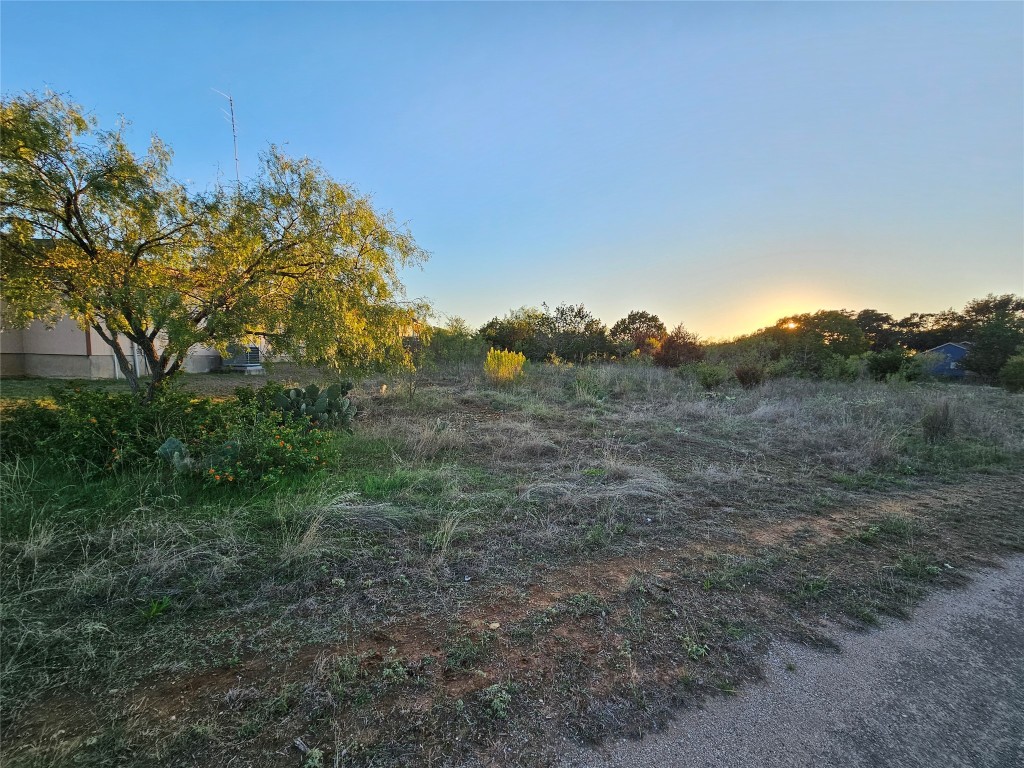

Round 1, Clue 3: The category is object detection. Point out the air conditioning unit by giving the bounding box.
[223,344,264,374]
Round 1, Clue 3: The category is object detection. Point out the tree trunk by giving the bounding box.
[91,324,179,402]
[92,325,141,394]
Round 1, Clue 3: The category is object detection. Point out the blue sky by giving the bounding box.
[3,1,1022,338]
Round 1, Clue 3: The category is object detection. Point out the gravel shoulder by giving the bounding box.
[562,557,1024,768]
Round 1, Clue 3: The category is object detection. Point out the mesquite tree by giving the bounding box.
[1,92,426,400]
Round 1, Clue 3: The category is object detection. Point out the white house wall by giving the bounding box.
[0,316,224,379]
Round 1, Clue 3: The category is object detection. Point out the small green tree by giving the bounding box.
[771,310,868,375]
[961,315,1024,380]
[609,310,667,356]
[541,303,611,363]
[479,307,549,361]
[419,317,487,372]
[863,348,910,381]
[652,323,703,368]
[1,92,427,400]
[998,354,1024,393]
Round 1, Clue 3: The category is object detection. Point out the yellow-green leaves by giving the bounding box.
[1,91,429,395]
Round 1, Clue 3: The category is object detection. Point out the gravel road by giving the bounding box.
[561,557,1024,768]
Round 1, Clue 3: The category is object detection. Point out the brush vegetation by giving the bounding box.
[1,360,1022,767]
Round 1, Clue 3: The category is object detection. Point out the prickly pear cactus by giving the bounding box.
[270,382,356,431]
[155,437,194,473]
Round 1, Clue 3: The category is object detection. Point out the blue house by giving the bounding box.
[922,342,974,378]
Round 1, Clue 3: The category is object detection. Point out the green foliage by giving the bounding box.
[418,317,488,371]
[542,303,611,362]
[653,323,704,368]
[1,91,427,400]
[863,348,911,381]
[479,303,610,363]
[0,400,59,458]
[479,307,549,360]
[481,683,514,719]
[961,315,1024,379]
[139,596,172,621]
[998,354,1024,393]
[732,363,765,389]
[3,385,222,471]
[900,351,943,382]
[894,294,1024,351]
[821,354,862,382]
[693,362,730,391]
[3,384,337,485]
[270,383,356,432]
[855,309,901,351]
[771,311,869,375]
[764,356,799,379]
[197,403,334,485]
[484,348,527,384]
[682,636,711,660]
[609,310,667,356]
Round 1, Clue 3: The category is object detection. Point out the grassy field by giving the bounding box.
[2,364,1022,767]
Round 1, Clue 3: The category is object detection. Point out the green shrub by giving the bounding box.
[998,354,1024,393]
[899,351,942,382]
[3,383,339,485]
[0,400,60,459]
[653,324,704,368]
[195,401,336,485]
[821,354,861,382]
[863,349,909,381]
[733,363,765,389]
[692,362,730,391]
[11,385,223,472]
[765,356,798,379]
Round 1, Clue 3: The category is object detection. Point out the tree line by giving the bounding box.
[418,295,1024,384]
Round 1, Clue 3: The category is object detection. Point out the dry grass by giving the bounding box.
[2,364,1022,767]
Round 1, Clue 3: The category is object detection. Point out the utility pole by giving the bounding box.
[212,89,240,190]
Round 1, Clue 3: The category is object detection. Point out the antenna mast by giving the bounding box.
[212,89,240,190]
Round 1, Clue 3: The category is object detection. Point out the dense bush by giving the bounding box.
[821,354,861,382]
[687,362,730,391]
[480,304,611,363]
[653,324,704,368]
[733,363,765,389]
[419,322,488,371]
[961,316,1024,379]
[1,386,224,470]
[0,400,59,459]
[164,400,335,485]
[999,354,1024,393]
[863,348,910,381]
[2,382,344,484]
[609,311,667,357]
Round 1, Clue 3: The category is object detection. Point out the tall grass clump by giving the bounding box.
[921,399,955,444]
[484,348,527,385]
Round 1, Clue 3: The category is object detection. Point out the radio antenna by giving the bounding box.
[212,88,240,190]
